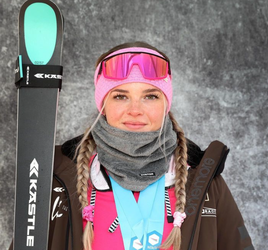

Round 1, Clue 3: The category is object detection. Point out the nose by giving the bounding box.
[127,99,144,116]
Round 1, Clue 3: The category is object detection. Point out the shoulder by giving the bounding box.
[53,136,82,175]
[186,138,204,168]
[61,135,83,160]
[186,138,229,176]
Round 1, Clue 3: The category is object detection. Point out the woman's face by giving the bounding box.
[103,82,166,132]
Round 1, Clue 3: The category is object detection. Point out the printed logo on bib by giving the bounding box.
[202,207,216,217]
[148,231,162,248]
[130,237,143,250]
[129,231,162,250]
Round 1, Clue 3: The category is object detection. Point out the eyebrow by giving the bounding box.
[142,88,162,94]
[111,89,128,93]
[111,88,162,94]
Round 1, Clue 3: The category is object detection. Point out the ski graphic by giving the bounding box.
[13,0,64,249]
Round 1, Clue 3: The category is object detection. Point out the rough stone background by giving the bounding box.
[1,0,267,249]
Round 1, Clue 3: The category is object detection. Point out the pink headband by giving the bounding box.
[94,47,173,112]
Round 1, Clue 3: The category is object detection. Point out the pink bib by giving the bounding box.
[83,187,175,250]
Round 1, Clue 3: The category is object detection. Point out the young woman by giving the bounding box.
[8,42,254,250]
[74,42,254,250]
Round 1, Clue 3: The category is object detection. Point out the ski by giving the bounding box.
[13,0,64,249]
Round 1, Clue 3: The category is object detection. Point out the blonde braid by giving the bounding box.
[161,112,188,250]
[76,128,96,250]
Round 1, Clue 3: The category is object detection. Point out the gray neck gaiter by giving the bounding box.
[91,116,177,191]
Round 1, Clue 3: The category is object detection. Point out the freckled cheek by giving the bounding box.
[146,105,165,127]
[150,113,164,124]
[149,102,165,115]
[105,113,120,128]
[105,105,125,122]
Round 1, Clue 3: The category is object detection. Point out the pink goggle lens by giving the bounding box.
[101,52,169,80]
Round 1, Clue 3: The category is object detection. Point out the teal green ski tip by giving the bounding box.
[24,2,57,65]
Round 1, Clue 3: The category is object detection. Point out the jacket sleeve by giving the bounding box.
[213,175,254,250]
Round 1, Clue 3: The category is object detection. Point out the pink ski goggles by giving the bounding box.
[97,52,171,80]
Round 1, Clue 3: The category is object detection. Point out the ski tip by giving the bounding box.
[18,0,64,65]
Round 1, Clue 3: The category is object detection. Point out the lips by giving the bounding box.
[123,121,147,130]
